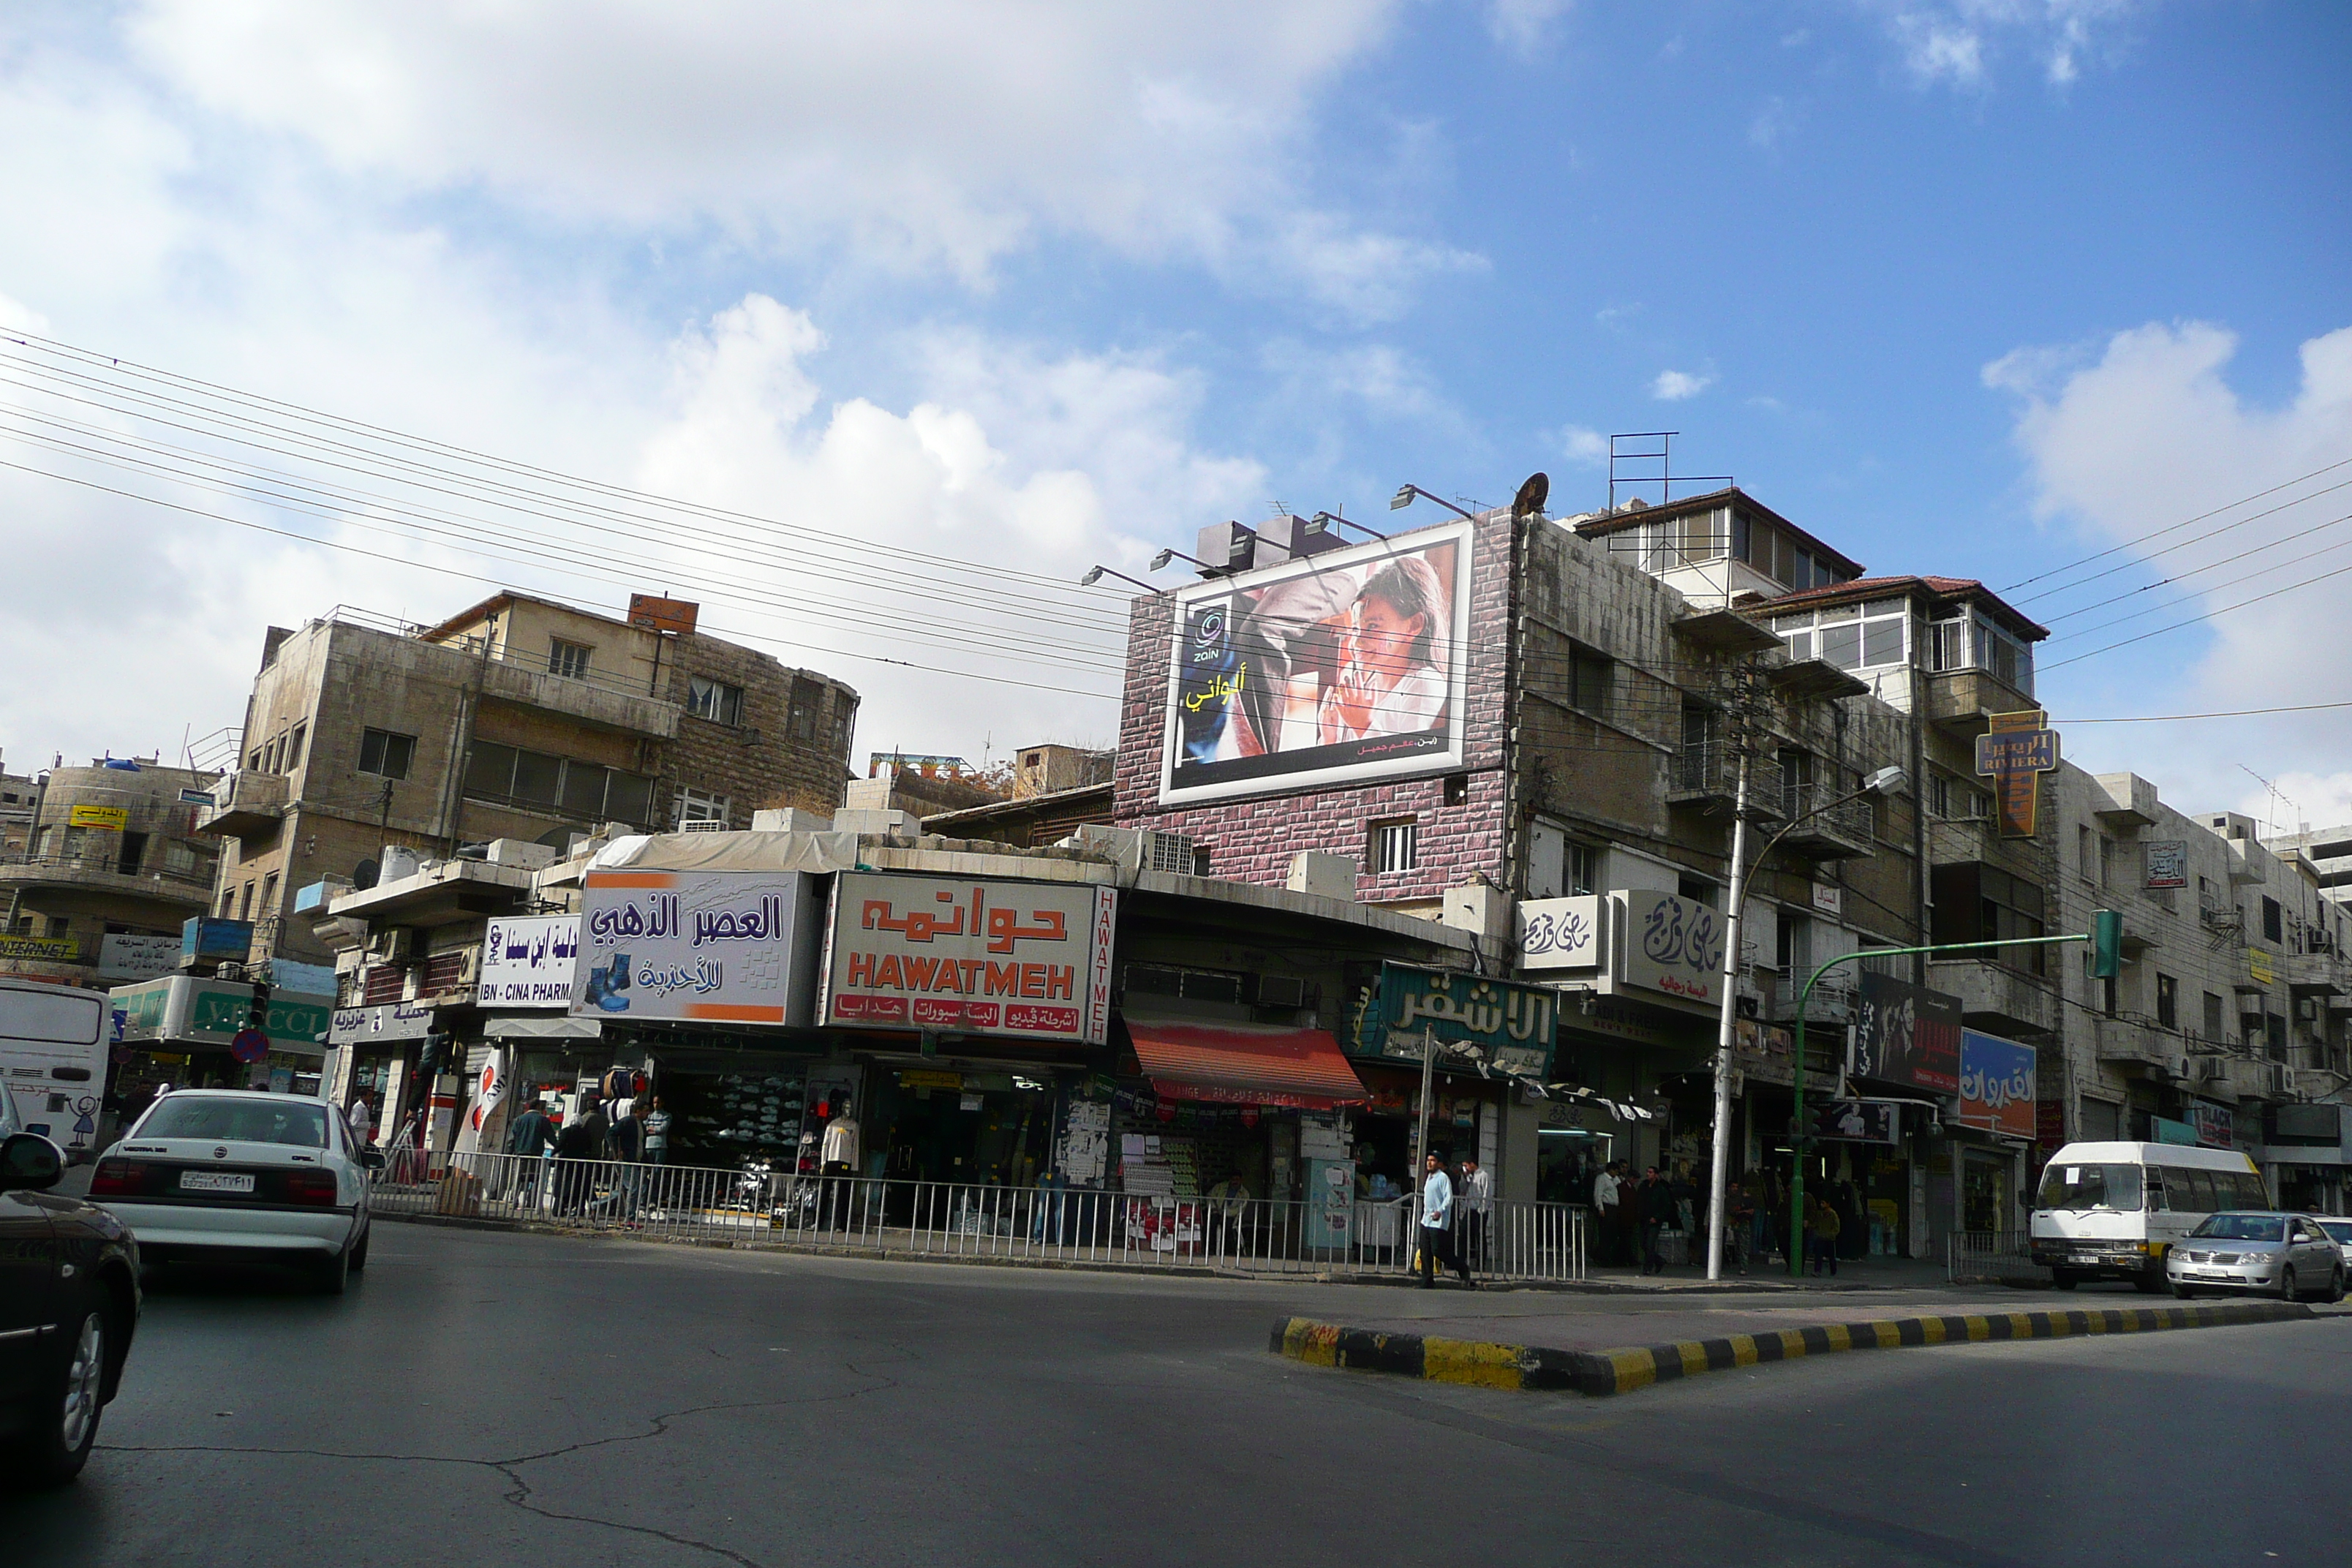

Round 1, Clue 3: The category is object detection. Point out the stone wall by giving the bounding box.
[660,634,858,819]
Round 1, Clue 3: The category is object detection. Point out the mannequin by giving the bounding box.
[821,1097,860,1229]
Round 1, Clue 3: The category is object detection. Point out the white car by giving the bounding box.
[2314,1215,2352,1272]
[88,1089,372,1294]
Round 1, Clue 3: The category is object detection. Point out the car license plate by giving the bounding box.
[180,1170,255,1194]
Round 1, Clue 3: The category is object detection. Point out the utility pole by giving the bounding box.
[1705,748,1754,1281]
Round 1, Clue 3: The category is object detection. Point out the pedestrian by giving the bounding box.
[643,1094,672,1165]
[505,1095,555,1210]
[1416,1151,1471,1288]
[607,1098,647,1221]
[1727,1180,1754,1275]
[1591,1160,1623,1267]
[1807,1195,1842,1276]
[345,1093,374,1150]
[1460,1153,1493,1273]
[1646,1166,1684,1278]
[552,1097,604,1216]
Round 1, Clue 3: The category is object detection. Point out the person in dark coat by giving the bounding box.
[1640,1166,1678,1275]
[552,1098,606,1215]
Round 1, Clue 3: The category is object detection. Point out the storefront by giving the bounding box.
[109,975,336,1123]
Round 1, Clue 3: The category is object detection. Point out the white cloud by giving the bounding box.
[1989,319,2352,815]
[1558,425,1607,467]
[119,0,1458,316]
[1486,0,1574,56]
[2233,772,2352,837]
[1650,369,1714,401]
[1862,1,2140,88]
[1749,96,1802,152]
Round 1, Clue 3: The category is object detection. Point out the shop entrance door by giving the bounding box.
[1961,1150,2009,1236]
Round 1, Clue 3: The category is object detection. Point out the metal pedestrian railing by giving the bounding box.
[368,1150,1587,1284]
[1946,1230,2048,1284]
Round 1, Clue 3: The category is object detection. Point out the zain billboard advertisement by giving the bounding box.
[1158,520,1473,805]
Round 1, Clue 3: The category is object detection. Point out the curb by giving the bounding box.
[1270,1299,2318,1397]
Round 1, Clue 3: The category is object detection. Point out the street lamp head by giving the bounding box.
[1390,483,1416,511]
[1148,548,1177,572]
[1077,566,1105,587]
[1863,764,1908,796]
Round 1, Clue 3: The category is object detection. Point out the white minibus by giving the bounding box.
[0,976,110,1158]
[2029,1140,2270,1289]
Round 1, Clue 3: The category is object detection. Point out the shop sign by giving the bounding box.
[2186,1099,2234,1150]
[1973,709,2060,840]
[1618,890,1726,1006]
[478,914,580,1008]
[2245,947,2277,987]
[1956,1030,2037,1139]
[900,1069,962,1091]
[329,1000,434,1045]
[67,804,129,831]
[573,870,816,1026]
[1853,972,1961,1095]
[1810,1098,1900,1145]
[1811,882,1843,916]
[1733,1017,1795,1087]
[821,872,1116,1044]
[110,975,333,1052]
[1563,995,1674,1048]
[179,916,255,965]
[97,932,180,981]
[0,933,81,963]
[1351,964,1556,1078]
[2144,840,2188,890]
[2035,1096,2068,1153]
[1518,895,1600,970]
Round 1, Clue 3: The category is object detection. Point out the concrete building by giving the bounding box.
[197,593,859,973]
[0,757,222,989]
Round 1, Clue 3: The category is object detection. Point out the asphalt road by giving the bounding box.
[12,1223,2351,1567]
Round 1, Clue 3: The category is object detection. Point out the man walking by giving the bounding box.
[1460,1153,1493,1273]
[1640,1165,1676,1275]
[1592,1160,1623,1267]
[1417,1152,1472,1289]
[345,1093,374,1152]
[607,1097,647,1221]
[505,1096,555,1210]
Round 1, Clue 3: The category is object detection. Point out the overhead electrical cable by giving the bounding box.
[1998,453,2352,597]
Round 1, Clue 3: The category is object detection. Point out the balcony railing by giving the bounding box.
[1774,780,1877,859]
[1668,740,1783,810]
[0,851,217,895]
[194,769,290,838]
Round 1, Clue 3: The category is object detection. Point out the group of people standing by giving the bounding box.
[501,1091,673,1218]
[1414,1150,1492,1289]
[1586,1162,1870,1276]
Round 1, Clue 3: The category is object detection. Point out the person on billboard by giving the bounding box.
[1319,557,1450,744]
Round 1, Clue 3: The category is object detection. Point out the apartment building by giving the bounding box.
[197,592,859,970]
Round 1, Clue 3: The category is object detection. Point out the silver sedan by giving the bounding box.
[2166,1212,2345,1302]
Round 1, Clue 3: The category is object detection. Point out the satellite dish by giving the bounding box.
[353,857,380,891]
[1512,472,1550,522]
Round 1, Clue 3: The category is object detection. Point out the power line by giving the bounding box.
[2040,554,2352,672]
[2043,514,2352,642]
[1999,453,2352,598]
[2034,503,2352,625]
[2054,701,2352,725]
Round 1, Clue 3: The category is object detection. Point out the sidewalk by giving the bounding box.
[1572,1250,1963,1293]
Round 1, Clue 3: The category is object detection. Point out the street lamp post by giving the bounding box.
[1705,763,1907,1282]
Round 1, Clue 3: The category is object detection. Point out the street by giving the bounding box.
[12,1224,2352,1567]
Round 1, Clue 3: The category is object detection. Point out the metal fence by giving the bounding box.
[368,1150,1587,1284]
[1946,1231,2049,1284]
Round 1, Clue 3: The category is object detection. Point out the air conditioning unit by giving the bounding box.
[2195,1058,2227,1083]
[1255,975,1308,1009]
[366,927,414,962]
[679,818,729,834]
[1147,831,1197,875]
[2298,997,2321,1022]
[2269,1063,2293,1096]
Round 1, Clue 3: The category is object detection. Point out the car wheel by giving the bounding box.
[2133,1267,2166,1294]
[2171,1278,2198,1300]
[315,1243,350,1296]
[2050,1267,2078,1291]
[2328,1267,2345,1305]
[348,1224,370,1273]
[7,1305,109,1486]
[2279,1265,2299,1303]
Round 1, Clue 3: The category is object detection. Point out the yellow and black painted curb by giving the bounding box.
[1270,1299,2316,1397]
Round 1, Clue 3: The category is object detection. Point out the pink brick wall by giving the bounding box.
[1113,516,1514,903]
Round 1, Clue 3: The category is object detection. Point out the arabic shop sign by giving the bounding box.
[478,914,581,1009]
[1518,895,1601,971]
[1619,890,1726,1006]
[572,870,816,1026]
[109,976,333,1052]
[2144,840,2188,890]
[1853,972,1962,1096]
[328,1000,435,1045]
[1351,964,1556,1079]
[821,872,1116,1044]
[1974,709,2060,840]
[1956,1030,2037,1139]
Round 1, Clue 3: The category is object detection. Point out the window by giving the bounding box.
[2203,990,2225,1041]
[1443,772,1469,807]
[2156,972,2178,1030]
[789,679,823,741]
[687,676,744,727]
[1776,911,1812,984]
[2098,835,2117,889]
[2265,1013,2288,1060]
[1930,862,2047,975]
[2078,825,2096,882]
[1191,845,1213,877]
[464,742,657,827]
[676,788,731,829]
[2262,897,2283,944]
[1678,874,1716,908]
[358,728,416,780]
[62,826,88,861]
[116,831,147,876]
[238,882,255,919]
[549,640,594,680]
[1929,618,1969,672]
[1569,843,1598,897]
[286,723,306,772]
[1772,600,1907,672]
[259,872,279,916]
[1569,648,1611,715]
[1369,819,1418,875]
[164,841,200,875]
[832,702,856,755]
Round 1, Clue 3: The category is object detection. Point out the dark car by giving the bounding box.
[0,1077,141,1487]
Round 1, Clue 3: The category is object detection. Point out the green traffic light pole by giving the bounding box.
[1784,910,2120,1278]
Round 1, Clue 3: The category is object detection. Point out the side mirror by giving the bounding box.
[361,1147,386,1172]
[0,1131,66,1194]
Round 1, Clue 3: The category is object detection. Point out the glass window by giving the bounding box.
[464,742,518,799]
[558,761,608,819]
[2036,1162,2144,1211]
[1820,622,1862,670]
[140,1095,329,1147]
[604,772,653,826]
[687,676,744,727]
[549,639,593,680]
[1370,819,1418,875]
[1568,842,1598,897]
[511,750,562,807]
[1570,649,1610,713]
[286,723,306,772]
[676,788,731,828]
[358,728,416,780]
[1862,614,1905,667]
[2189,1213,2285,1242]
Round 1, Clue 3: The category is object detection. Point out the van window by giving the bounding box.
[2222,1170,2270,1210]
[2160,1167,2214,1212]
[2038,1162,2143,1211]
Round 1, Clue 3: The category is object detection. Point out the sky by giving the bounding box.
[1,1,2347,829]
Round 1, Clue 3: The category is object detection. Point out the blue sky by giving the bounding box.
[0,1,2346,821]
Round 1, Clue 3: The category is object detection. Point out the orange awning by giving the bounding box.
[1123,1017,1369,1111]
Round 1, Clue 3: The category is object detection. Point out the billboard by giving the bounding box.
[1158,519,1473,805]
[821,872,1116,1044]
[1810,1099,1900,1145]
[1518,895,1602,971]
[2143,840,2188,890]
[98,932,181,981]
[478,915,581,1009]
[1349,964,1556,1078]
[1956,1029,2037,1139]
[570,870,818,1025]
[1853,971,1961,1095]
[111,975,334,1054]
[1620,890,1727,1006]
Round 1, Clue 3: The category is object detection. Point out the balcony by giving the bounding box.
[1772,781,1877,861]
[473,651,682,739]
[194,770,290,838]
[2091,1014,2186,1082]
[326,856,535,931]
[1769,968,1856,1027]
[0,852,216,908]
[1668,740,1783,815]
[2286,951,2349,997]
[1923,667,2037,738]
[1926,956,2057,1040]
[2220,836,2273,887]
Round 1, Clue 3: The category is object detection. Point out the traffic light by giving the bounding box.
[247,979,272,1028]
[2091,909,2122,979]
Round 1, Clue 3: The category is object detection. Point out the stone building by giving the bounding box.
[197,592,857,970]
[0,757,222,989]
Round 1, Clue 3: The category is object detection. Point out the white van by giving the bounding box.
[0,977,110,1159]
[2030,1140,2270,1290]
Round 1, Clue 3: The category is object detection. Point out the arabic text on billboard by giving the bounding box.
[1158,520,1472,805]
[572,871,810,1025]
[823,873,1115,1045]
[1353,965,1556,1079]
[1620,890,1726,1006]
[1854,972,1961,1095]
[479,915,580,1008]
[1518,895,1601,971]
[1957,1030,2037,1139]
